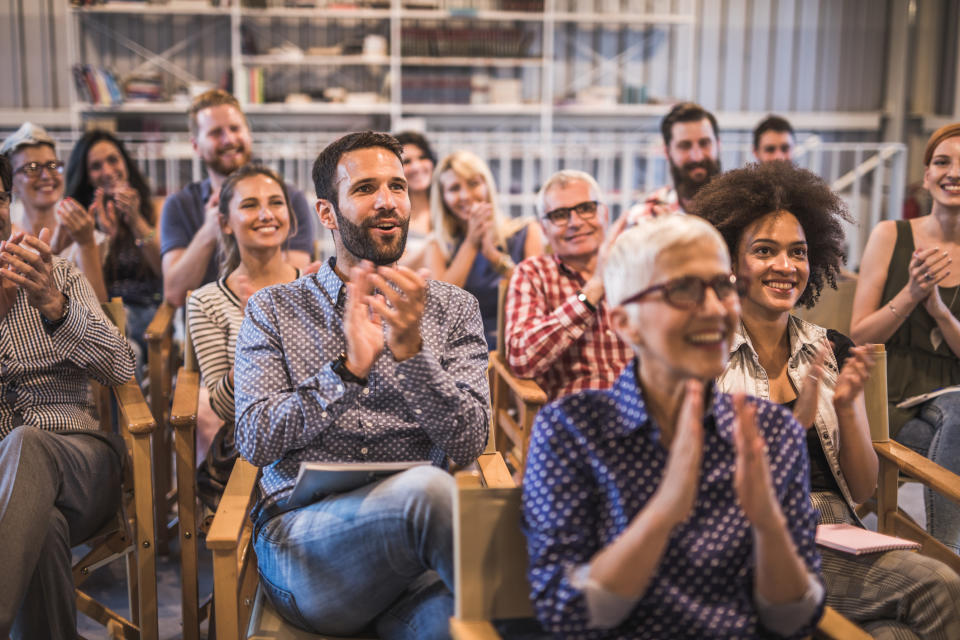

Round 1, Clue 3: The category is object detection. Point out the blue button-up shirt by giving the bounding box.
[522,360,823,639]
[234,259,490,518]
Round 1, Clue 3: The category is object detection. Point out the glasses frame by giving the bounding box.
[13,161,64,178]
[541,200,600,227]
[621,273,740,310]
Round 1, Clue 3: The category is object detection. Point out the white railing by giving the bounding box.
[44,131,905,269]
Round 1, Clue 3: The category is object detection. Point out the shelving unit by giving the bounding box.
[65,0,697,141]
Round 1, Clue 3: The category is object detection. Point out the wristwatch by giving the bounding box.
[332,352,368,386]
[576,290,597,313]
[40,294,70,333]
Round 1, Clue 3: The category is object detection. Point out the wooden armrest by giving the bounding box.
[169,367,200,430]
[144,301,176,344]
[816,605,872,639]
[450,618,501,640]
[489,355,548,407]
[477,452,515,489]
[874,441,960,505]
[206,458,259,550]
[114,378,156,435]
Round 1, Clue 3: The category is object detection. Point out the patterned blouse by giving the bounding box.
[522,360,823,639]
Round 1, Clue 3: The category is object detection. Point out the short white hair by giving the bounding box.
[604,214,728,308]
[536,170,602,216]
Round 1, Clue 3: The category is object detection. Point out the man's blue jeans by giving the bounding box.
[254,465,456,639]
[896,391,960,554]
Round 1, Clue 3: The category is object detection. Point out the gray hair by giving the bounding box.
[604,214,728,308]
[536,170,602,217]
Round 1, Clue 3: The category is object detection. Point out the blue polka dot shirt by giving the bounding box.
[522,359,823,639]
[234,259,490,518]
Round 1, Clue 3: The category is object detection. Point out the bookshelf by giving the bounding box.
[65,0,697,136]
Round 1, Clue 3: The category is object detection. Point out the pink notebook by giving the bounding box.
[816,523,921,555]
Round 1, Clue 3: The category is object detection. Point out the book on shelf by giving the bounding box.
[815,523,921,555]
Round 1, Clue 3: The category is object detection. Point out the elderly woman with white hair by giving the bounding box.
[521,214,824,639]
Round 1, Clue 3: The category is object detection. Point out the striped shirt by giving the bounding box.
[505,254,632,401]
[0,257,135,439]
[187,271,300,423]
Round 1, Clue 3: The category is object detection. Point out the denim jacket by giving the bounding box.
[717,315,862,524]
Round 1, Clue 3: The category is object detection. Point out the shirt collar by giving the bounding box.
[730,316,825,361]
[552,254,587,283]
[200,177,213,204]
[603,358,726,441]
[316,257,347,309]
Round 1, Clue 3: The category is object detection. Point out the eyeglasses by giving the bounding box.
[0,192,11,208]
[542,200,599,226]
[13,161,64,178]
[622,273,740,310]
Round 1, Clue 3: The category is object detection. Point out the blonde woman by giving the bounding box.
[425,150,542,349]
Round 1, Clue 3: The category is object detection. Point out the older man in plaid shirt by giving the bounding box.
[505,170,631,401]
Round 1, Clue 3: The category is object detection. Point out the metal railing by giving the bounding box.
[40,131,906,269]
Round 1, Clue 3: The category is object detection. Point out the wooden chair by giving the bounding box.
[207,452,513,640]
[449,454,870,640]
[74,298,159,640]
[487,279,547,475]
[862,343,960,577]
[168,311,214,640]
[144,301,179,554]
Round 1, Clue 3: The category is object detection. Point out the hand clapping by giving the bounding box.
[342,261,428,379]
[0,228,66,321]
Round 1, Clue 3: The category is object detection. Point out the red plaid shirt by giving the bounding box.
[505,254,632,401]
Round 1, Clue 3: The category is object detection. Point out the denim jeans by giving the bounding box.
[254,465,456,639]
[895,391,960,554]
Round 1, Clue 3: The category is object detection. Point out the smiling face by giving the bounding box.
[401,143,434,194]
[754,130,795,163]
[11,144,62,212]
[615,236,739,387]
[223,173,291,254]
[193,104,253,178]
[924,136,960,210]
[735,210,809,319]
[540,178,606,260]
[439,168,490,222]
[86,139,129,195]
[319,146,410,266]
[667,118,720,201]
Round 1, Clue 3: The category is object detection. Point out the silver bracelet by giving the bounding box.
[888,302,906,320]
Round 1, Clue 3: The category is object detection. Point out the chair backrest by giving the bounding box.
[453,472,534,622]
[863,343,889,442]
[795,269,858,335]
[496,278,509,358]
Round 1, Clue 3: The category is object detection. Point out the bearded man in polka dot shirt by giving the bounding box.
[233,132,489,639]
[522,215,825,639]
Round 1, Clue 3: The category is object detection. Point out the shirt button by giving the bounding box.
[360,447,369,455]
[321,411,328,419]
[397,374,405,381]
[414,408,422,415]
[336,384,344,393]
[362,388,370,396]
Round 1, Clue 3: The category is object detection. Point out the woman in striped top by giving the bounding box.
[187,164,300,508]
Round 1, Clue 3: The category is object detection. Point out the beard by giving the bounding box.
[670,156,721,202]
[204,144,252,177]
[334,206,409,266]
